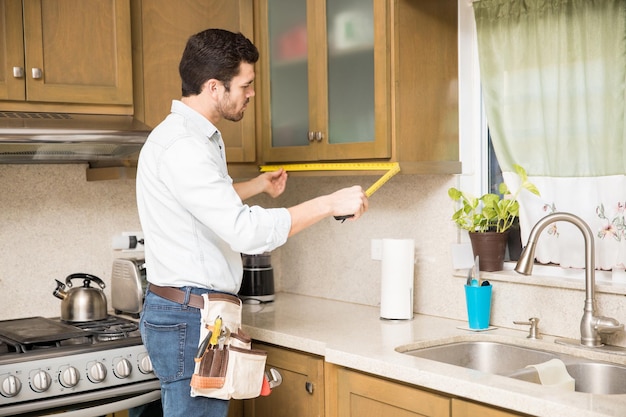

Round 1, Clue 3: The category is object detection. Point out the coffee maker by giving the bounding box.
[239,253,275,303]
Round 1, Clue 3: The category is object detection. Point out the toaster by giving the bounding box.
[111,258,147,317]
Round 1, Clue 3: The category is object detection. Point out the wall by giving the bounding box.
[0,165,141,320]
[1,164,625,347]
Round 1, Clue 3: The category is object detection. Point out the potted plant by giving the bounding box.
[448,164,540,271]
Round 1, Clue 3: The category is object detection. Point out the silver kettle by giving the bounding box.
[53,273,108,322]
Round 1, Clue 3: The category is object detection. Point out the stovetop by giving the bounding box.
[0,315,141,357]
[0,314,156,410]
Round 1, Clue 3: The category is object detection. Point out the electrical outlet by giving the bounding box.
[371,239,382,260]
[112,231,145,251]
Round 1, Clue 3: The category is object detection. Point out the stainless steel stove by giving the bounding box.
[0,315,160,417]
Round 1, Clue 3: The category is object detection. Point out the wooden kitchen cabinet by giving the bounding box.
[254,0,460,174]
[105,411,128,417]
[131,0,257,163]
[0,0,133,112]
[243,342,325,417]
[325,364,532,417]
[326,364,450,417]
[256,0,390,163]
[451,399,532,417]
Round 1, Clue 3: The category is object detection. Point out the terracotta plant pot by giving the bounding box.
[469,231,510,272]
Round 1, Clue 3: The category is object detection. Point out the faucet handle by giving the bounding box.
[595,316,624,335]
[514,317,542,339]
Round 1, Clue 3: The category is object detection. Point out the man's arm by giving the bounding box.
[233,169,288,200]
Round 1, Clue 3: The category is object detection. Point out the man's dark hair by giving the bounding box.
[179,28,259,97]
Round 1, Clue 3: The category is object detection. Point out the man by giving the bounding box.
[136,29,367,417]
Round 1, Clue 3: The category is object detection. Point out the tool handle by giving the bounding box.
[334,214,354,222]
[209,317,222,346]
[195,331,212,358]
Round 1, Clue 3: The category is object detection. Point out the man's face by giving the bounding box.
[218,62,255,122]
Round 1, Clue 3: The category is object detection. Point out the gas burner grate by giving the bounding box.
[70,316,139,342]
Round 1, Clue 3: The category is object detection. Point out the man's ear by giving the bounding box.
[203,79,220,96]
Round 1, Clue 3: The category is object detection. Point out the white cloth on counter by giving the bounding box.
[526,358,575,391]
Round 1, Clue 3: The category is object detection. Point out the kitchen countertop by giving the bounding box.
[241,293,626,417]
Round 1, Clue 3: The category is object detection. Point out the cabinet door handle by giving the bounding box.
[31,68,43,79]
[307,131,324,142]
[305,381,314,394]
[12,67,24,78]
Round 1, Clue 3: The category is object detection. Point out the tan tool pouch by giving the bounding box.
[190,293,267,400]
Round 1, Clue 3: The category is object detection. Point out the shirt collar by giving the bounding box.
[170,100,219,139]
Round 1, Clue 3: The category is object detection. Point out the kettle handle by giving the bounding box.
[65,273,106,289]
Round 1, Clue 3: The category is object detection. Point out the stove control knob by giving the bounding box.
[59,366,80,388]
[30,370,52,392]
[138,353,154,374]
[0,374,22,397]
[88,362,107,383]
[113,358,132,379]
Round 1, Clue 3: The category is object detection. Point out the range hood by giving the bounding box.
[0,111,151,164]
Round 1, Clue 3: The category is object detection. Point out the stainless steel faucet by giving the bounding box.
[515,212,624,347]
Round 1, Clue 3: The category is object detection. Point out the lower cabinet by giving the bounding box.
[242,342,325,417]
[105,412,128,417]
[451,399,531,417]
[229,399,244,417]
[326,364,449,417]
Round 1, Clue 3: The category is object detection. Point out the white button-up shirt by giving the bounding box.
[136,100,291,292]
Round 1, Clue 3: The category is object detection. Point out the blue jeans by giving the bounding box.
[140,287,230,417]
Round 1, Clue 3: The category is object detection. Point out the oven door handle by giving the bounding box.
[39,390,161,417]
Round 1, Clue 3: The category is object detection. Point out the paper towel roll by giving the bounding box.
[380,239,414,320]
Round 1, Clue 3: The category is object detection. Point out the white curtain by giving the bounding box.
[474,0,626,270]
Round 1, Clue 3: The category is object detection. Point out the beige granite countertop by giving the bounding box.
[241,293,626,417]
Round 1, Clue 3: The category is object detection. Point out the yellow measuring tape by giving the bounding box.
[259,162,401,197]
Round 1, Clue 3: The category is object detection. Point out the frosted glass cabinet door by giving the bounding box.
[261,0,386,162]
[326,0,374,145]
[268,0,310,147]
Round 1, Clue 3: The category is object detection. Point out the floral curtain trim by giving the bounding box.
[504,174,626,271]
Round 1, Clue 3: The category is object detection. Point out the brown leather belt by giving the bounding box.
[147,284,240,309]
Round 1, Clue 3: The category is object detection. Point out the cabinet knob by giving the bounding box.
[307,131,315,142]
[31,68,43,79]
[12,67,24,78]
[305,381,314,394]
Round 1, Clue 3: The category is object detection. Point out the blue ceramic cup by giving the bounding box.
[464,284,492,329]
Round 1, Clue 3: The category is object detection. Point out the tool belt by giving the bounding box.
[190,293,267,400]
[147,284,238,310]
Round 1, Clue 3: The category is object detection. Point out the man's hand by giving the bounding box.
[234,168,288,201]
[260,168,288,198]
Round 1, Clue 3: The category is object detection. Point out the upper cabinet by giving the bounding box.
[131,0,256,163]
[0,0,133,111]
[257,0,390,162]
[255,0,460,174]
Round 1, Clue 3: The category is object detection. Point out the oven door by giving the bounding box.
[0,380,160,417]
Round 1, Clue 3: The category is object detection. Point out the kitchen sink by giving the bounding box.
[398,341,556,375]
[397,340,626,395]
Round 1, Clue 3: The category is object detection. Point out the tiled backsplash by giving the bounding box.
[1,164,625,347]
